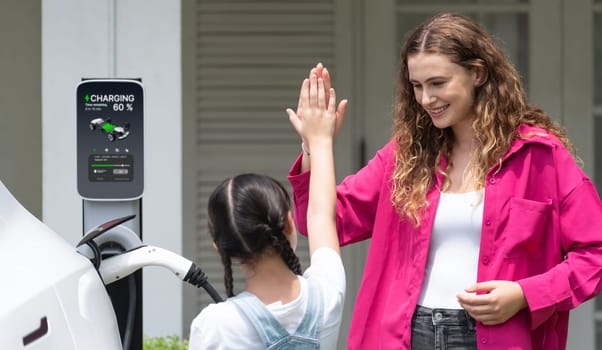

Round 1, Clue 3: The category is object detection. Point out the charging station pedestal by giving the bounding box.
[76,79,144,350]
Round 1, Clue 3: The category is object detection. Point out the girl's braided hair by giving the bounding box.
[207,173,302,297]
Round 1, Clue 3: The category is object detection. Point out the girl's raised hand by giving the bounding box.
[299,74,337,146]
[286,65,348,142]
[299,73,341,256]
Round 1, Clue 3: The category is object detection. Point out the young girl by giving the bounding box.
[287,13,602,350]
[188,75,345,349]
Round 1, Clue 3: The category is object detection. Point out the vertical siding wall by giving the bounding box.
[0,1,41,218]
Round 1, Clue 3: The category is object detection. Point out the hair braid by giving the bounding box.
[220,252,235,297]
[272,231,302,275]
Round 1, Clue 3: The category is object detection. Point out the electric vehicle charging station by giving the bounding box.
[77,79,145,350]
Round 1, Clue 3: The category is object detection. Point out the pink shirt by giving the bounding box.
[288,125,602,349]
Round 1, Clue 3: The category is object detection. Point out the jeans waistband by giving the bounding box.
[414,305,476,330]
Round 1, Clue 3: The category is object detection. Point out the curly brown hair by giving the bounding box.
[392,12,576,226]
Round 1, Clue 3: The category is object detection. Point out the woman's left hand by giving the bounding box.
[456,280,528,325]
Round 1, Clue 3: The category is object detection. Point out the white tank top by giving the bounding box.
[417,190,484,309]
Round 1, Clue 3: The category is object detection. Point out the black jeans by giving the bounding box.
[411,305,477,350]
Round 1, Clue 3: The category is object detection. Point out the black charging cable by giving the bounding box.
[183,264,223,303]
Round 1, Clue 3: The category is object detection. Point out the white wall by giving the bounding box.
[42,0,183,338]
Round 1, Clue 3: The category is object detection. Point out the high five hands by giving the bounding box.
[295,73,338,144]
[287,63,348,142]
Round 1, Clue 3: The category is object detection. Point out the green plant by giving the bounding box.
[143,335,189,350]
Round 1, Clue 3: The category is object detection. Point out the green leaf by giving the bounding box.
[143,335,189,350]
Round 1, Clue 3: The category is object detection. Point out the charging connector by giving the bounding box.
[98,246,223,302]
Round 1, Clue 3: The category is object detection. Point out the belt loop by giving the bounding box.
[464,310,476,331]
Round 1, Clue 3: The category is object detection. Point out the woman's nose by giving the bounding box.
[421,89,436,105]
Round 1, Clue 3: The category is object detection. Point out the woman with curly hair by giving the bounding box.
[286,12,602,350]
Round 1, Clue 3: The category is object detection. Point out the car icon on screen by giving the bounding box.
[89,118,130,142]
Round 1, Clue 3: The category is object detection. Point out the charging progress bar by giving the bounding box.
[88,154,133,182]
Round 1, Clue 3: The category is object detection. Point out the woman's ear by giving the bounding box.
[212,241,218,251]
[472,61,488,87]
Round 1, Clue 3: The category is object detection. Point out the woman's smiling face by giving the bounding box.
[408,52,480,136]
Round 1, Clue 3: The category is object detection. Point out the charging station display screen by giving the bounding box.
[77,79,143,200]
